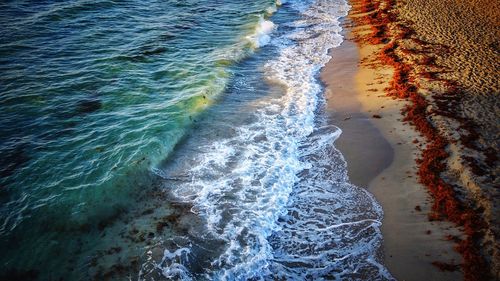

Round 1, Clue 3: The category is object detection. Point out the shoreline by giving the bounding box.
[323,0,499,279]
[323,21,462,281]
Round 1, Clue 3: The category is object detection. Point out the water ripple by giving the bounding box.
[0,0,278,279]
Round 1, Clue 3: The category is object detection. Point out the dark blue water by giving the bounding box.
[0,0,394,280]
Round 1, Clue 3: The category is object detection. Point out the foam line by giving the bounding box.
[145,0,395,280]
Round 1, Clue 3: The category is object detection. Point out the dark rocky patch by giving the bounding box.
[0,268,39,281]
[0,142,30,179]
[76,99,102,114]
[142,46,167,56]
[97,204,127,231]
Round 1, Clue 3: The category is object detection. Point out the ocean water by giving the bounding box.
[0,0,394,280]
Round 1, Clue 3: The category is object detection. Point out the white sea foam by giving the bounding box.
[144,0,394,280]
[264,125,393,279]
[276,0,287,6]
[247,16,275,48]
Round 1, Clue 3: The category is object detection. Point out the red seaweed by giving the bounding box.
[349,1,491,280]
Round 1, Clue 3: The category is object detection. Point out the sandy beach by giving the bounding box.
[322,0,499,280]
[0,0,496,280]
[323,31,462,281]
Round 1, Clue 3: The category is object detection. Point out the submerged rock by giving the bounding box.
[76,99,102,114]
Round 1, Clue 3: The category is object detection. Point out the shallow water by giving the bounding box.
[0,0,394,280]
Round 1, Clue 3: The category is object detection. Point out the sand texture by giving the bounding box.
[324,0,499,280]
[323,35,464,280]
[394,1,500,278]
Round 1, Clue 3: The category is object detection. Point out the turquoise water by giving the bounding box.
[0,0,394,280]
[0,0,276,278]
[0,0,272,229]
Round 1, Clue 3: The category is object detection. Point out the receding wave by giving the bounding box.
[142,0,394,280]
[0,0,395,280]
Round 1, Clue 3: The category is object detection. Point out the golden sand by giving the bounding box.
[322,0,499,279]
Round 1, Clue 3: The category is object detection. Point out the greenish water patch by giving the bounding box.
[0,0,278,279]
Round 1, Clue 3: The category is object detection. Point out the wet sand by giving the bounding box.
[323,27,463,281]
[323,0,499,279]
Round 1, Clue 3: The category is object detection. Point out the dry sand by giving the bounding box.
[396,1,500,276]
[322,0,499,278]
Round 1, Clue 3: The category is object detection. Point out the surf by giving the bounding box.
[143,0,394,280]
